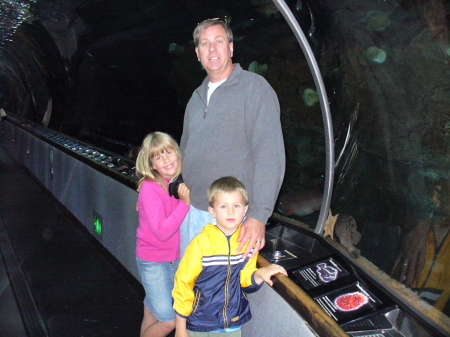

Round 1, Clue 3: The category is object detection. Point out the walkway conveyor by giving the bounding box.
[0,145,145,336]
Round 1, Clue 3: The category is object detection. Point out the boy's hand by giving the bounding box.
[175,330,190,337]
[175,314,189,337]
[237,217,265,258]
[254,264,288,286]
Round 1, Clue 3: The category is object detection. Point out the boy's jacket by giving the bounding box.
[172,223,263,332]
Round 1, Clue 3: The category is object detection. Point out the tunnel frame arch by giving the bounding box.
[272,0,334,234]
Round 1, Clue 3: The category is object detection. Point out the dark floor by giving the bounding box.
[0,145,150,336]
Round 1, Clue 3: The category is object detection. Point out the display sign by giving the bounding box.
[292,257,350,290]
[314,282,383,323]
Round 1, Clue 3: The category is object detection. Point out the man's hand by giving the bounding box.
[390,218,430,287]
[237,217,265,258]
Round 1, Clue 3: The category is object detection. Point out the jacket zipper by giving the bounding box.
[222,236,232,329]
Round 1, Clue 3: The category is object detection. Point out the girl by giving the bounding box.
[135,132,190,337]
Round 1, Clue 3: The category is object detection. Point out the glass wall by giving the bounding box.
[1,0,449,324]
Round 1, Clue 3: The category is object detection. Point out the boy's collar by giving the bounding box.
[212,222,242,236]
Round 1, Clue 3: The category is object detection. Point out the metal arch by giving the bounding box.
[272,0,335,234]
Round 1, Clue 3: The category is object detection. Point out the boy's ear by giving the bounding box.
[244,205,249,216]
[208,206,216,218]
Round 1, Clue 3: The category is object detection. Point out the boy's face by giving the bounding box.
[208,191,248,236]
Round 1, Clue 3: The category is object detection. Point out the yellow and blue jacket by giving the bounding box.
[172,223,263,332]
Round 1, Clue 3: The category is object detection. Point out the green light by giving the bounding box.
[93,211,102,239]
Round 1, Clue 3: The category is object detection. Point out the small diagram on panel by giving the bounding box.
[313,282,382,323]
[316,262,338,283]
[292,257,350,290]
[334,291,369,311]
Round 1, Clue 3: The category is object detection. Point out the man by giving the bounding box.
[180,19,285,257]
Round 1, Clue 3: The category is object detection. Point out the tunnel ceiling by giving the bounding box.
[1,0,288,156]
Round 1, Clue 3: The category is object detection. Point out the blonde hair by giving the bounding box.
[135,132,182,189]
[207,176,248,207]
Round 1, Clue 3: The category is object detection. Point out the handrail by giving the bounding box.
[272,0,335,234]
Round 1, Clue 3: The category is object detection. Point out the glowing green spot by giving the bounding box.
[93,212,102,239]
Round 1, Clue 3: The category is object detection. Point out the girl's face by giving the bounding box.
[151,148,180,179]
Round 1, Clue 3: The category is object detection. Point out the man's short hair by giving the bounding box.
[207,176,248,207]
[193,19,233,47]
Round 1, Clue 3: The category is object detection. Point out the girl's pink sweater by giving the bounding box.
[136,178,189,262]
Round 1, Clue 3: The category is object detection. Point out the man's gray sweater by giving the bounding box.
[180,64,285,224]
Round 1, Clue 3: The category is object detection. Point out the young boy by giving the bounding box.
[172,176,287,337]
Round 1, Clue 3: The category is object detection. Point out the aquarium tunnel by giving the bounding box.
[0,0,449,336]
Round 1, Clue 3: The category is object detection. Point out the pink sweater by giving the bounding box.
[136,178,189,262]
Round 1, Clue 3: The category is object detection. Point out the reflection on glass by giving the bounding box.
[320,1,450,322]
[0,0,448,325]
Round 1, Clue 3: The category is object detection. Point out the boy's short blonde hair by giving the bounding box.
[207,176,248,207]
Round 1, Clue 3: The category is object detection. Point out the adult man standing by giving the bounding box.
[180,19,285,257]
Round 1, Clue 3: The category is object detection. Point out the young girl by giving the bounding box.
[135,132,190,337]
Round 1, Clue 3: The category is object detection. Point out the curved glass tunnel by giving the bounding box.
[1,0,450,332]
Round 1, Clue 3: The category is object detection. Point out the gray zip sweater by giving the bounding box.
[180,64,285,224]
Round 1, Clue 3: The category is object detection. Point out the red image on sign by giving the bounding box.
[334,292,369,311]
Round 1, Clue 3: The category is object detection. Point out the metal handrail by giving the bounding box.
[272,0,335,234]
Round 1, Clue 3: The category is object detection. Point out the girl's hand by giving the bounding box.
[136,186,140,211]
[178,183,190,205]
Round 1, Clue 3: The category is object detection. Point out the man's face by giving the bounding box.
[195,24,234,82]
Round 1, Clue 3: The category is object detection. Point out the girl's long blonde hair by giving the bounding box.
[135,132,182,189]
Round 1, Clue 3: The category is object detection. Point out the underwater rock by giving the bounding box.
[365,10,391,31]
[248,61,268,77]
[168,42,185,55]
[0,108,6,121]
[334,214,361,258]
[302,88,319,107]
[277,189,322,217]
[42,227,54,241]
[440,121,450,136]
[252,0,279,17]
[362,46,387,64]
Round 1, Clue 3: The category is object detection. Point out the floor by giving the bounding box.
[0,145,165,336]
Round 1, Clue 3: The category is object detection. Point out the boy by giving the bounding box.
[172,176,287,337]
